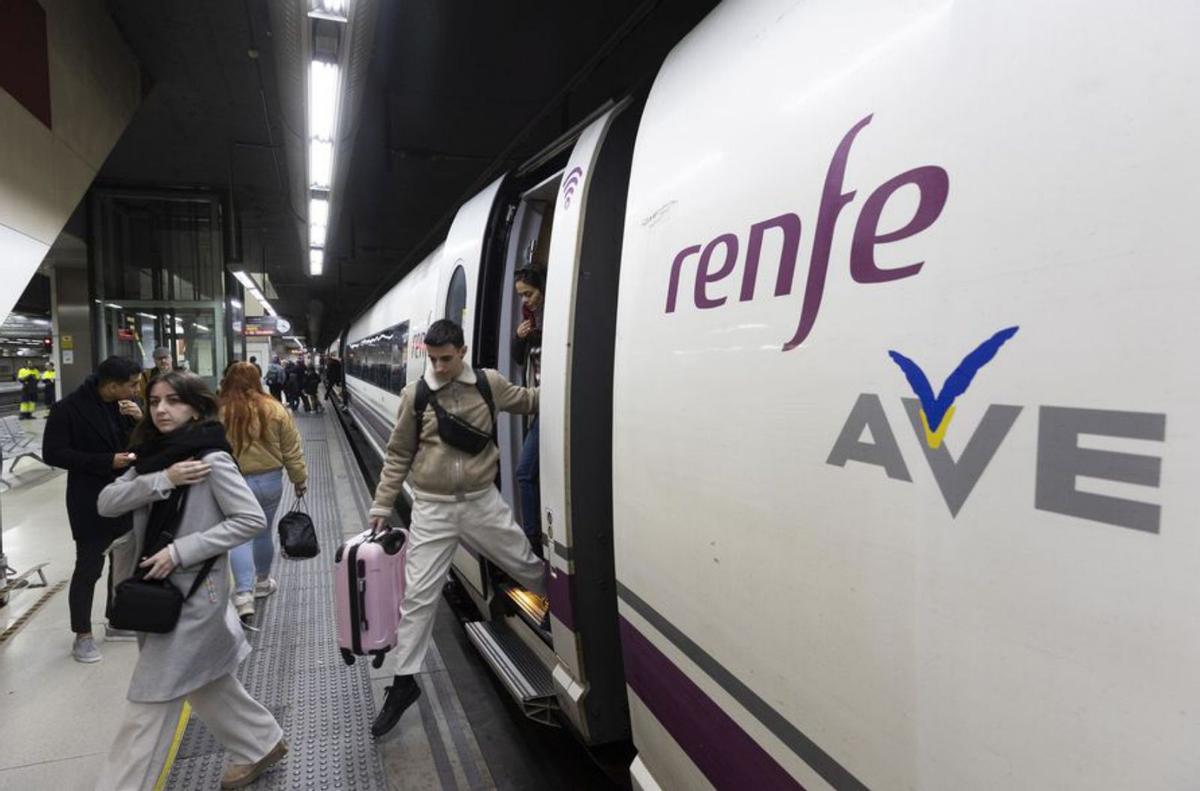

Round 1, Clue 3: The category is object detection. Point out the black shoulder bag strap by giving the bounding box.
[141,462,219,598]
[412,379,431,452]
[473,369,498,446]
[182,556,219,600]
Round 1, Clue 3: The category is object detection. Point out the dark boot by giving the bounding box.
[371,675,420,738]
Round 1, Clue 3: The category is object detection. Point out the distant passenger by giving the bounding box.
[219,362,308,623]
[94,372,287,790]
[150,346,174,381]
[249,355,262,376]
[367,318,544,738]
[40,361,57,411]
[512,267,545,558]
[265,356,285,402]
[324,354,343,402]
[302,362,323,414]
[42,356,143,663]
[17,363,40,420]
[283,361,302,411]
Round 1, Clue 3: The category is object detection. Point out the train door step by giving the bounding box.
[463,620,559,726]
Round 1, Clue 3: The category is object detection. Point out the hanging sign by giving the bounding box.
[244,316,292,337]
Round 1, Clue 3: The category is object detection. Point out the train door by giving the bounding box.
[538,97,644,745]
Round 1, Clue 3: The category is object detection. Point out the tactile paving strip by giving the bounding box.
[166,414,390,790]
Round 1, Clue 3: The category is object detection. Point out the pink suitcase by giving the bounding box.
[335,527,408,668]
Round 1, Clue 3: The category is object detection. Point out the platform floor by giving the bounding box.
[0,406,616,790]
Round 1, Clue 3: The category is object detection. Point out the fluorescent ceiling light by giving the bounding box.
[311,223,327,247]
[310,197,329,227]
[192,323,210,332]
[105,302,124,310]
[263,302,278,317]
[137,312,157,319]
[229,299,242,309]
[309,140,333,190]
[309,248,324,276]
[309,0,348,18]
[309,61,339,141]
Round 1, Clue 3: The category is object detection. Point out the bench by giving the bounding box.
[0,415,45,488]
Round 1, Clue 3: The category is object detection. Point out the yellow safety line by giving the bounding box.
[152,701,192,791]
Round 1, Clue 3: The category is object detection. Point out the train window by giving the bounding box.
[346,320,410,394]
[446,265,467,326]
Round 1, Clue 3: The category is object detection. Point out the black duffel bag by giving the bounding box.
[109,556,218,633]
[278,496,319,558]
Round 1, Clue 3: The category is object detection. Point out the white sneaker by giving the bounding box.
[253,577,278,599]
[232,591,255,622]
[72,635,102,663]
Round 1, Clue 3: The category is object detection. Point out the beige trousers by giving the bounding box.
[393,487,546,675]
[95,673,282,791]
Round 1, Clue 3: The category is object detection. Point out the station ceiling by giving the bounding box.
[97,0,718,347]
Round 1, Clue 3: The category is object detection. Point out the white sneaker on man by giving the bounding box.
[253,577,278,599]
[72,635,102,663]
[232,591,255,622]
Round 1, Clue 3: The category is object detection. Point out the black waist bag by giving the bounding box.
[278,496,319,558]
[110,556,217,634]
[430,398,493,455]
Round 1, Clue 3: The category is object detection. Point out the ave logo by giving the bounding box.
[826,328,1167,534]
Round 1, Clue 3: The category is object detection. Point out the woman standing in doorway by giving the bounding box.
[219,362,307,623]
[512,267,545,559]
[95,372,287,790]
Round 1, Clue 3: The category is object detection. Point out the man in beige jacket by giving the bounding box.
[367,319,544,737]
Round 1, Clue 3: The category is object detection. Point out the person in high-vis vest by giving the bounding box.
[41,361,56,412]
[17,364,40,420]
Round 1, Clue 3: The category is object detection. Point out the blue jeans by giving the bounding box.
[515,419,542,559]
[230,469,284,593]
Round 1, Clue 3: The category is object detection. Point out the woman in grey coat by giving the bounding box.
[94,372,288,790]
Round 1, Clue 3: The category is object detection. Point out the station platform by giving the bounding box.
[0,406,614,790]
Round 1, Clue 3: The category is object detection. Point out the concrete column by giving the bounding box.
[48,242,92,397]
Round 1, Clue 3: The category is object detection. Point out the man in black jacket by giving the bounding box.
[43,356,144,663]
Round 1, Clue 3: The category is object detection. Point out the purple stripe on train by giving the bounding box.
[547,569,575,630]
[618,617,804,790]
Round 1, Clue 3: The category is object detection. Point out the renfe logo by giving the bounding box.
[664,114,949,350]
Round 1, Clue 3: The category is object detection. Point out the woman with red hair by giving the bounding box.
[219,362,308,623]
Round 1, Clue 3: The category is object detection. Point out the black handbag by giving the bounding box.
[109,556,218,634]
[278,496,319,558]
[429,395,493,455]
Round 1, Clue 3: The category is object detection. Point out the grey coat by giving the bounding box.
[98,451,266,702]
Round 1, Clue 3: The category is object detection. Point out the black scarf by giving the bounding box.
[132,420,232,474]
[132,420,233,556]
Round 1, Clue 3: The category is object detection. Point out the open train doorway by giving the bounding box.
[479,170,563,649]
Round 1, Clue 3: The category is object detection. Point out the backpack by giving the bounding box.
[266,366,281,385]
[412,371,496,453]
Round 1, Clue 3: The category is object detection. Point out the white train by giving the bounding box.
[337,1,1200,788]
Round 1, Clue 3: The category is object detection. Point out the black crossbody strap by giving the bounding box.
[182,555,219,600]
[412,379,430,452]
[474,370,497,445]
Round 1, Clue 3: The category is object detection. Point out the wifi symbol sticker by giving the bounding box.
[562,167,583,209]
